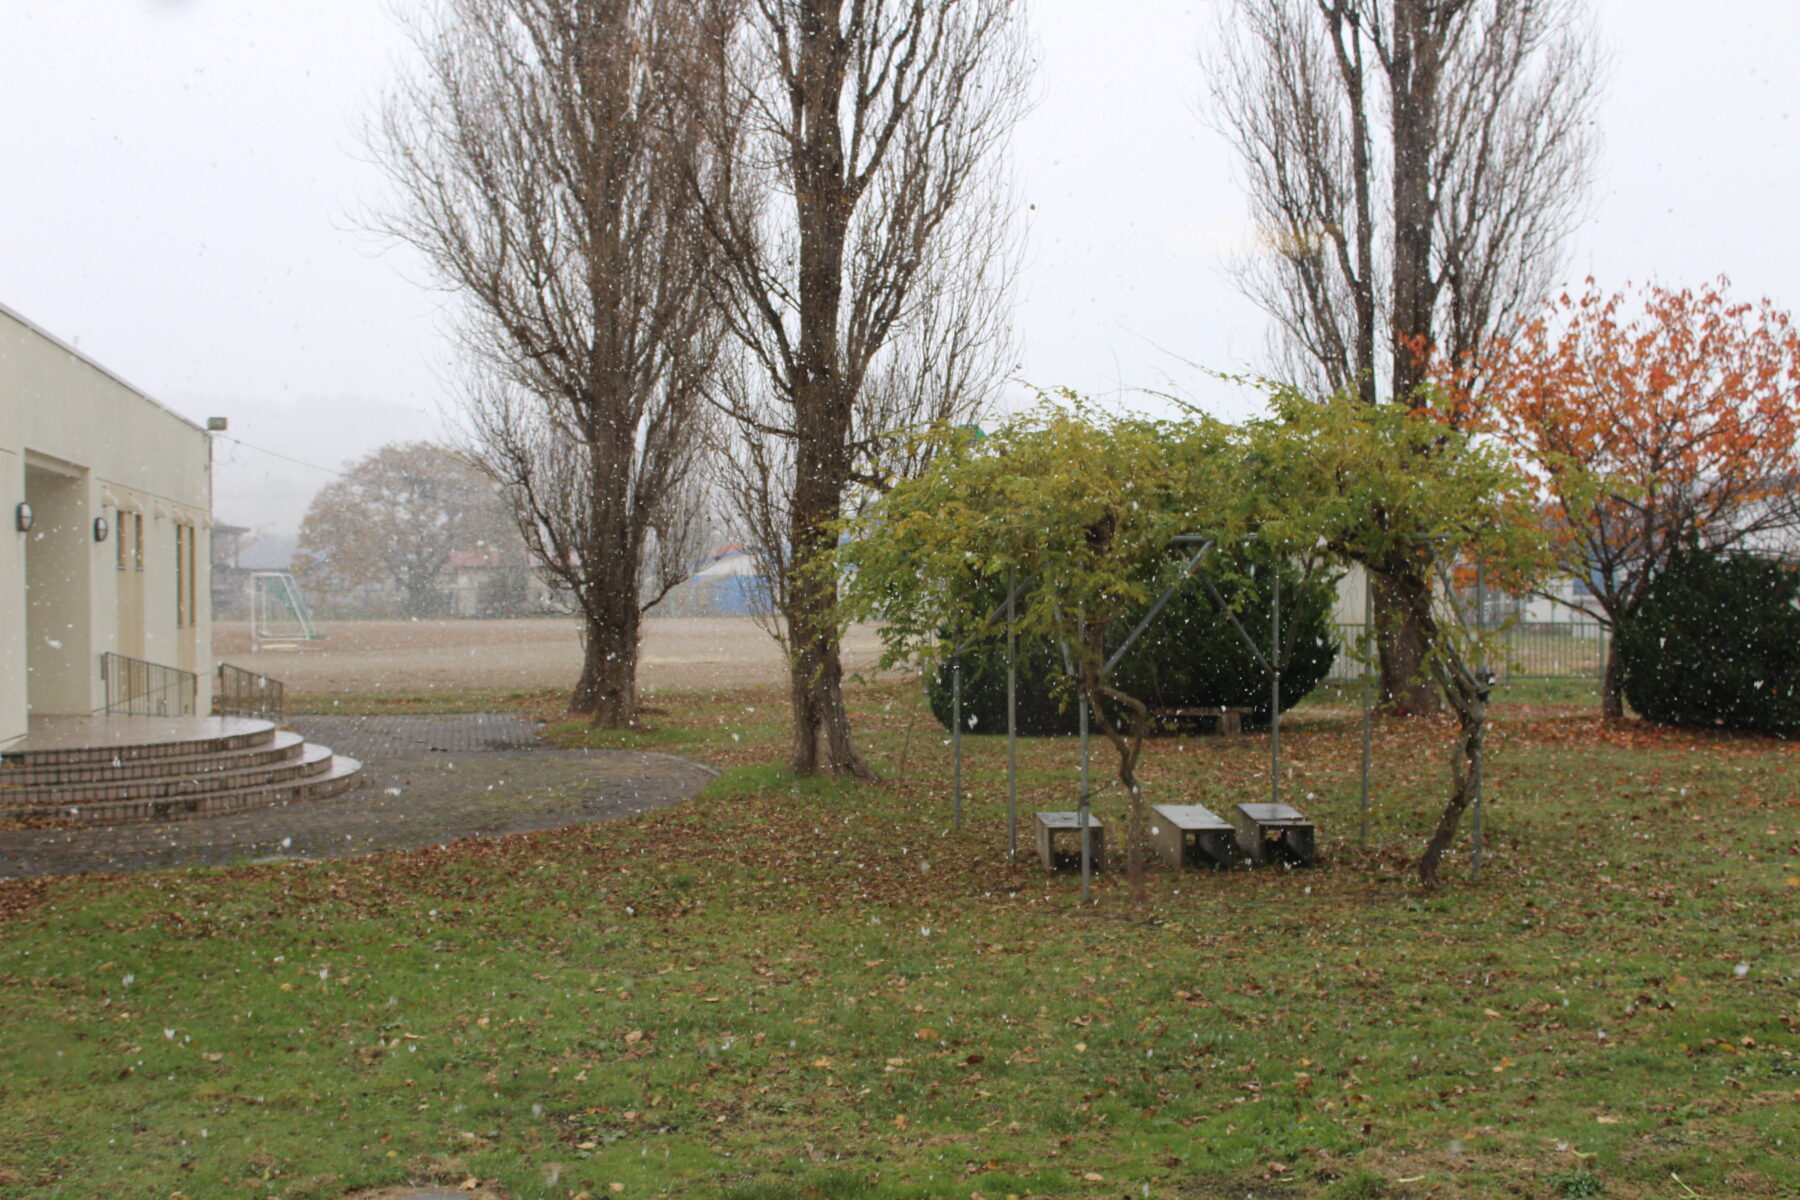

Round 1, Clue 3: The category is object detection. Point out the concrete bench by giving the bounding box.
[1231,802,1316,866]
[1153,706,1252,736]
[1149,803,1236,869]
[1035,811,1105,872]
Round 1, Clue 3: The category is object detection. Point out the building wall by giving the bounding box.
[1,304,213,743]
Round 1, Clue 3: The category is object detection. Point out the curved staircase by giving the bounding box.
[0,716,361,827]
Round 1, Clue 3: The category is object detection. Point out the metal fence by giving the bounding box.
[1326,621,1610,683]
[101,651,198,717]
[215,662,285,721]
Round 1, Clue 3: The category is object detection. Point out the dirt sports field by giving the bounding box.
[212,616,887,695]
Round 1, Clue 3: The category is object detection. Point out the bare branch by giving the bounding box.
[367,0,730,726]
[696,0,1028,775]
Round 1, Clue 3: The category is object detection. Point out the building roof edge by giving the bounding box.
[0,299,210,437]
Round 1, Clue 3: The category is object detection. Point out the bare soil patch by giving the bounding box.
[213,616,887,695]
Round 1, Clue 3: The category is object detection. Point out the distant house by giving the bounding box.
[1,303,214,743]
[210,523,300,618]
[445,545,554,617]
[681,544,775,616]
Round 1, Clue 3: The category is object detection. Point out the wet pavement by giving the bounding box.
[0,714,715,880]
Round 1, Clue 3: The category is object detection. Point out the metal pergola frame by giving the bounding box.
[942,537,1497,896]
[944,534,1322,901]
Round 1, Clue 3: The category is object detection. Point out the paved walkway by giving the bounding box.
[0,714,714,880]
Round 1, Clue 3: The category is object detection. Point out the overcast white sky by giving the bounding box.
[4,0,1798,533]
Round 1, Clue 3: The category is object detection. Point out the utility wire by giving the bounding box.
[213,433,346,479]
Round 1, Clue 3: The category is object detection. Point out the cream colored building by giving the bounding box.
[1,303,213,745]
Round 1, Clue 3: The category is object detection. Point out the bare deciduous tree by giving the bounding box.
[370,0,729,726]
[694,0,1028,777]
[1206,0,1600,712]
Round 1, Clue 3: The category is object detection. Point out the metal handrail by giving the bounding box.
[101,651,198,717]
[215,662,286,721]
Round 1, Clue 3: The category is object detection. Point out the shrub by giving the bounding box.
[1616,547,1800,735]
[926,549,1338,735]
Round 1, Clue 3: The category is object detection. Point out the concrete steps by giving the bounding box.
[0,716,362,826]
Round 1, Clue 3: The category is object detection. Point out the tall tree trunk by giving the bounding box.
[1373,568,1439,715]
[774,4,874,781]
[1379,1,1449,718]
[783,390,874,779]
[785,607,868,778]
[572,600,641,729]
[1601,637,1625,719]
[567,416,646,729]
[571,516,644,728]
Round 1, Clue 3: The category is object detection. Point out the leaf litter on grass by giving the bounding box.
[0,679,1795,1198]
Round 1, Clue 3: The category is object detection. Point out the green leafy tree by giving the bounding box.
[846,389,1548,888]
[841,398,1318,899]
[1239,387,1552,885]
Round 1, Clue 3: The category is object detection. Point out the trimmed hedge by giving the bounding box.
[1617,547,1800,735]
[926,551,1338,735]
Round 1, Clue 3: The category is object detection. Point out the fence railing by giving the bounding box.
[1326,621,1610,683]
[101,652,198,717]
[215,662,286,721]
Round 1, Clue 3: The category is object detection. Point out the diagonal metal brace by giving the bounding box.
[1103,539,1216,675]
[1195,569,1276,679]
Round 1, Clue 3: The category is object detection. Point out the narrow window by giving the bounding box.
[175,526,189,626]
[185,527,198,626]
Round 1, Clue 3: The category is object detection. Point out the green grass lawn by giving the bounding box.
[1,680,1795,1199]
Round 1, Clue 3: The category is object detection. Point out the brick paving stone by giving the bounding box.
[0,715,714,880]
[288,713,546,758]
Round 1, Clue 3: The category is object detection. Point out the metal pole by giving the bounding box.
[1472,564,1486,882]
[1471,736,1484,882]
[1079,691,1092,903]
[952,658,963,831]
[1270,568,1281,808]
[1007,568,1018,861]
[1360,567,1373,846]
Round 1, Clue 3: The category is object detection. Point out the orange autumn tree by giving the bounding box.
[1482,278,1800,717]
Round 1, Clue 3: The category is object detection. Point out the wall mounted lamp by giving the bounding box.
[94,516,110,543]
[13,502,32,533]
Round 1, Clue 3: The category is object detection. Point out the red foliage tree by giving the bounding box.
[1483,278,1800,716]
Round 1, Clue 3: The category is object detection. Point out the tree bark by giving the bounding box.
[1090,659,1149,906]
[572,602,642,729]
[1373,567,1439,715]
[785,610,870,778]
[1394,575,1489,888]
[1416,661,1485,887]
[784,401,873,777]
[783,525,873,777]
[1601,636,1625,719]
